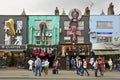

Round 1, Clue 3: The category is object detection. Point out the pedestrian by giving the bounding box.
[98,58,105,77]
[93,58,99,77]
[44,58,49,76]
[28,58,34,71]
[81,58,89,76]
[53,59,61,74]
[34,55,42,76]
[70,57,75,70]
[76,58,82,75]
[108,58,113,72]
[41,59,45,73]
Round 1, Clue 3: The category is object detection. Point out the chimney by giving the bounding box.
[84,6,90,16]
[107,2,114,15]
[55,7,59,15]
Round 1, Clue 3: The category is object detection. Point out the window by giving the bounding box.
[78,21,84,30]
[96,21,112,29]
[64,21,70,30]
[64,36,71,43]
[96,36,112,43]
[34,20,41,30]
[46,20,52,30]
[46,37,52,45]
[77,36,84,43]
[35,36,40,45]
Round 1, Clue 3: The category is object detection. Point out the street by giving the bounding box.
[0,68,120,80]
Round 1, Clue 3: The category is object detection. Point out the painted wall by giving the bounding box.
[90,15,120,49]
[28,15,60,45]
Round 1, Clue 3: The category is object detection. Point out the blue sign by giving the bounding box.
[97,32,112,34]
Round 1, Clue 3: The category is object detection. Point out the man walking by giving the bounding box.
[34,55,42,76]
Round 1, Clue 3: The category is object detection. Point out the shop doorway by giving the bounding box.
[0,52,24,67]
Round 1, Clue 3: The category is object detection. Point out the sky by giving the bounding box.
[0,0,120,15]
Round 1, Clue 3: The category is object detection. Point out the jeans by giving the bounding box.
[55,66,59,74]
[35,66,41,76]
[95,69,98,77]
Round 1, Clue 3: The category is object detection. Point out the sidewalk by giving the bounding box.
[0,68,120,79]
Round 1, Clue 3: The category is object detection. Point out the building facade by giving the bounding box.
[0,15,28,67]
[60,13,91,69]
[28,15,60,67]
[90,15,120,58]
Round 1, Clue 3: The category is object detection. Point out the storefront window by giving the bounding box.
[96,36,112,43]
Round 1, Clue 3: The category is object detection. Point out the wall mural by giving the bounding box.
[68,9,82,44]
[4,18,23,45]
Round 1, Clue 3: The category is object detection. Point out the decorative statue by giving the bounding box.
[16,21,23,34]
[68,9,81,43]
[14,36,22,45]
[39,22,47,41]
[6,18,15,37]
[4,22,11,45]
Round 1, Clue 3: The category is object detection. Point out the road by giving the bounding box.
[0,68,120,80]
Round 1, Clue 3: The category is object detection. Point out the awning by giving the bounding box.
[93,50,120,55]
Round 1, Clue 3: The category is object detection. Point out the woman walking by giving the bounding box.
[81,58,89,76]
[108,58,113,72]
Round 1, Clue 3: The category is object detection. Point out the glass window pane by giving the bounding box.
[96,21,112,29]
[46,20,52,30]
[46,37,52,45]
[78,21,84,30]
[64,21,70,30]
[77,36,84,43]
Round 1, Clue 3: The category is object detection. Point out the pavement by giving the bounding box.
[0,67,120,80]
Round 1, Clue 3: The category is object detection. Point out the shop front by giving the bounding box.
[60,43,91,70]
[0,15,28,68]
[0,45,26,67]
[27,45,59,68]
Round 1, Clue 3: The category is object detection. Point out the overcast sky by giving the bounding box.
[0,0,119,15]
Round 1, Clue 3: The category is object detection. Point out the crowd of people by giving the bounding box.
[27,55,61,76]
[70,56,119,77]
[26,55,120,77]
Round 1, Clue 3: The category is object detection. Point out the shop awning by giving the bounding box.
[93,50,120,55]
